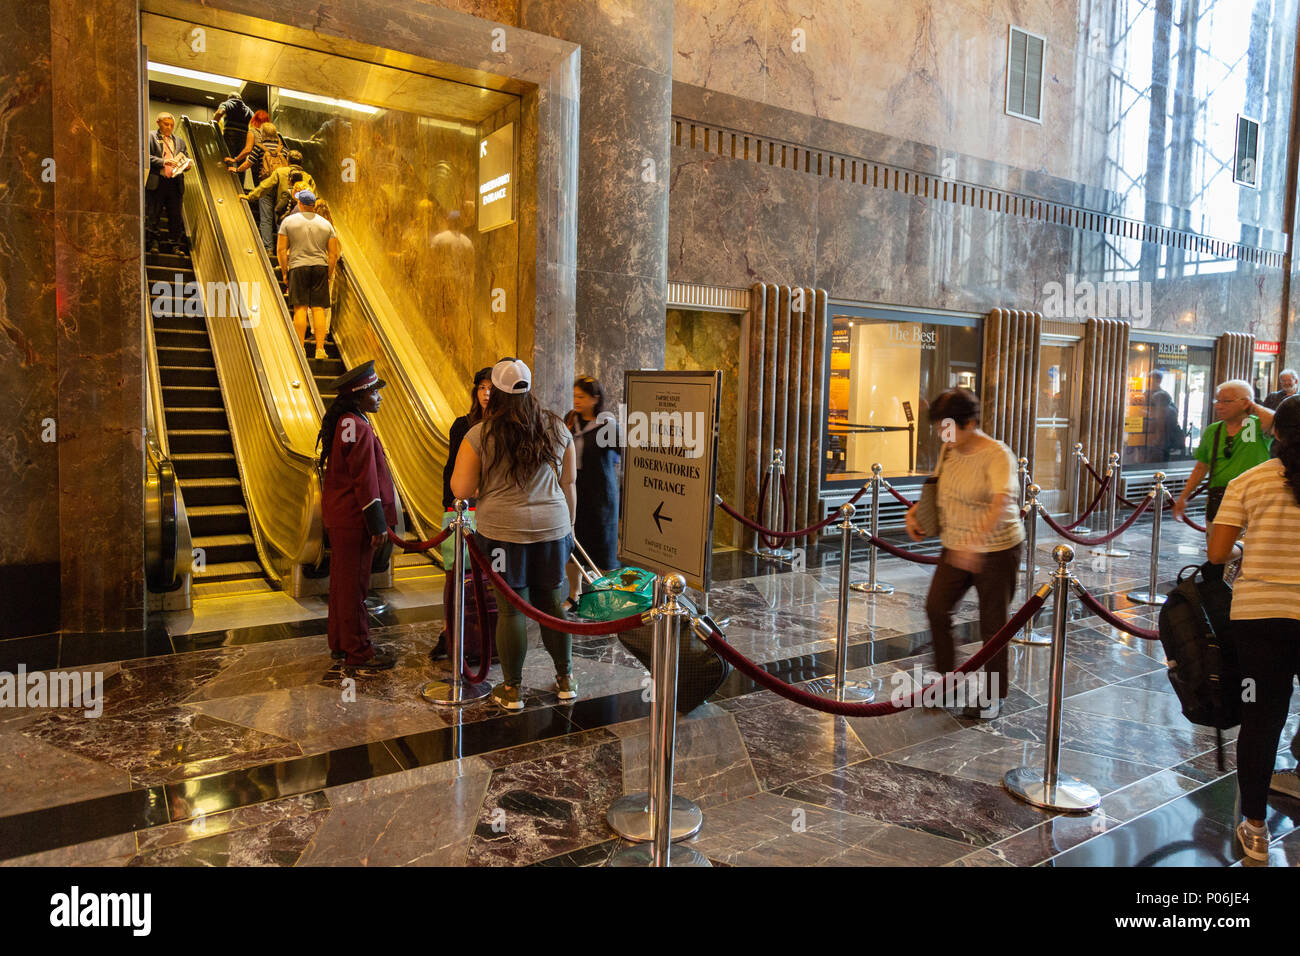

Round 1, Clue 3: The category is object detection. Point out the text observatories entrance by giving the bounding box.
[1032,338,1080,515]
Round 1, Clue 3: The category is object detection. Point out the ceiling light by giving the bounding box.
[277,88,380,115]
[148,62,241,87]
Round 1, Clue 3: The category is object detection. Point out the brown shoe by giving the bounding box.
[345,651,396,673]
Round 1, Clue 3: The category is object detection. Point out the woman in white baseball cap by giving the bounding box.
[450,358,578,710]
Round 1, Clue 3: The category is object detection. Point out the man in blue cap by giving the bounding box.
[319,360,397,671]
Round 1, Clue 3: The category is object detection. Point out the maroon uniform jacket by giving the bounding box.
[322,411,397,534]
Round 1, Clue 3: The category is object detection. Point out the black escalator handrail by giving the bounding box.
[145,437,178,591]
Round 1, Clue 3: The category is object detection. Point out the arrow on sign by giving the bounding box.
[652,501,673,534]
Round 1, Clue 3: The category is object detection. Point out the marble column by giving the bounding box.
[50,0,146,634]
[0,1,60,639]
[519,0,672,409]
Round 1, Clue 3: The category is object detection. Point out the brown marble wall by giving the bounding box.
[520,0,673,410]
[665,309,742,546]
[51,0,147,635]
[272,102,519,393]
[0,0,59,639]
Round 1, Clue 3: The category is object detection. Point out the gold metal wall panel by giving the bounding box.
[980,309,1041,472]
[1077,317,1130,489]
[1213,331,1256,395]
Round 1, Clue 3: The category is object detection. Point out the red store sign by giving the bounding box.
[1256,341,1281,355]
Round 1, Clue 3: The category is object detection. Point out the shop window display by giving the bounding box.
[1122,340,1213,470]
[824,313,980,485]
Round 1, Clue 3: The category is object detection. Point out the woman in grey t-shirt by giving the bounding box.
[451,358,577,711]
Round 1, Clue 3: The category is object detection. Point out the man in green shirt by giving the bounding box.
[1173,379,1275,533]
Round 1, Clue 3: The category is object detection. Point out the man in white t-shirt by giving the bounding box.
[277,190,338,358]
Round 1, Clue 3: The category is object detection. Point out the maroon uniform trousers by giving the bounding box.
[323,411,396,665]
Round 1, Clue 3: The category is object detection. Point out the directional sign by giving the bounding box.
[618,370,722,591]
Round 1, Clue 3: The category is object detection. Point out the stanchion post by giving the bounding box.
[1126,472,1168,606]
[609,575,711,867]
[1005,544,1100,812]
[1013,484,1051,646]
[1017,457,1034,573]
[421,499,491,705]
[1091,451,1131,558]
[814,504,874,702]
[850,463,894,595]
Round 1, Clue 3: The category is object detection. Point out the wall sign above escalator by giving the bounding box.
[478,122,515,233]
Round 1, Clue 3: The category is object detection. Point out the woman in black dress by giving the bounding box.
[431,366,492,662]
[565,375,620,607]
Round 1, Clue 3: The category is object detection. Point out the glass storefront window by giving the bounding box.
[824,312,980,484]
[1122,339,1213,470]
[1252,355,1275,401]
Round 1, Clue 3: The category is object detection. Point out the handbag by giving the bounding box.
[913,445,949,537]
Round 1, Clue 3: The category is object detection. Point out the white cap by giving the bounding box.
[491,357,531,394]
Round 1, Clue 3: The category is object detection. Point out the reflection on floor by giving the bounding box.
[2,519,1297,866]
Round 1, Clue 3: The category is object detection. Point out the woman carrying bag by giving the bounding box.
[905,388,1023,718]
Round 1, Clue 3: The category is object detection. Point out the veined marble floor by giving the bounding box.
[1,517,1297,867]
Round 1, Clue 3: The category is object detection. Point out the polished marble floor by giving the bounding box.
[2,516,1297,866]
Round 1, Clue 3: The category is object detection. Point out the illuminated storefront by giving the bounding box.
[1122,336,1214,472]
[822,307,980,487]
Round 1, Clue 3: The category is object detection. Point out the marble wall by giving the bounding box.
[0,0,59,639]
[666,309,742,546]
[520,0,673,410]
[273,102,520,394]
[669,83,1290,344]
[673,0,1299,243]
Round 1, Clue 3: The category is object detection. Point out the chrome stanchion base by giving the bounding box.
[1090,545,1131,558]
[421,679,492,706]
[606,793,703,843]
[807,676,876,702]
[607,843,713,867]
[1011,626,1053,646]
[849,581,895,595]
[1004,767,1100,812]
[1125,590,1167,606]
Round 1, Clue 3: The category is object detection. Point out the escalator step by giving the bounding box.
[186,504,250,536]
[191,533,257,564]
[157,346,215,369]
[191,559,263,582]
[177,477,243,506]
[172,452,237,479]
[154,328,209,350]
[163,385,222,405]
[159,366,219,388]
[168,428,233,454]
[152,313,207,333]
[166,407,228,429]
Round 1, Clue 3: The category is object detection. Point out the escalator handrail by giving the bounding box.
[184,116,322,453]
[182,116,320,584]
[223,134,325,419]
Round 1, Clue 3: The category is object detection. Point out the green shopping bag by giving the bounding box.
[573,566,656,621]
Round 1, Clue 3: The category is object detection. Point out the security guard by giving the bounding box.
[319,360,397,671]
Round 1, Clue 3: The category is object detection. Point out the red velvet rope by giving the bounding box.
[884,482,915,507]
[462,556,494,684]
[1072,583,1159,641]
[463,534,648,635]
[1175,510,1207,534]
[718,497,843,540]
[695,589,1049,716]
[1039,493,1152,545]
[1062,473,1110,530]
[864,533,941,564]
[1083,458,1105,483]
[387,525,453,552]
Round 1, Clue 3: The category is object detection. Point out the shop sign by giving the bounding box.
[1257,341,1281,355]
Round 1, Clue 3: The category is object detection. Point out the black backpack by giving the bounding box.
[1156,563,1240,766]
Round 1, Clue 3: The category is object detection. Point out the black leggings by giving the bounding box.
[1233,620,1300,820]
